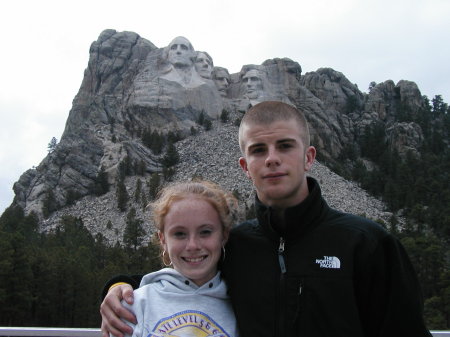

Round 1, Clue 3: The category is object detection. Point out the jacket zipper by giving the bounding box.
[278,237,286,337]
[278,237,286,273]
[294,283,303,330]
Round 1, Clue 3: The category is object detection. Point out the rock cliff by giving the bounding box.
[10,29,431,239]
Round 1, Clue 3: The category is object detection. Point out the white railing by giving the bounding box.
[0,327,448,337]
[0,328,101,337]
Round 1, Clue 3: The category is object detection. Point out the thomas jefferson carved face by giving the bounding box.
[213,68,230,96]
[242,69,263,99]
[195,52,213,79]
[167,36,195,68]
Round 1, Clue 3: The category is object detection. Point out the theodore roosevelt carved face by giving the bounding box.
[213,67,230,96]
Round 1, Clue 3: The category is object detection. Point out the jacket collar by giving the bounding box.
[255,177,328,241]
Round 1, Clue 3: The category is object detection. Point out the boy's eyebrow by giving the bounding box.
[246,138,298,151]
[277,138,297,144]
[248,142,265,148]
[247,142,266,151]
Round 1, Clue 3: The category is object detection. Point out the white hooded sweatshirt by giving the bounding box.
[123,268,238,337]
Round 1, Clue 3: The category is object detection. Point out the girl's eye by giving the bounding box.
[200,229,212,236]
[173,232,186,239]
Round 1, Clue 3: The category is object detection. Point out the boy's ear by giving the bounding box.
[239,157,252,180]
[304,146,316,172]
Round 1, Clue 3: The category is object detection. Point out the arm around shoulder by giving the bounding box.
[101,274,143,300]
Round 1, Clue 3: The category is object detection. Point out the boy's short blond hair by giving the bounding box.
[239,101,310,153]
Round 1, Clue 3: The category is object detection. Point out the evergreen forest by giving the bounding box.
[0,95,449,330]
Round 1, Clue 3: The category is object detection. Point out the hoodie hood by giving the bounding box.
[139,268,228,300]
[127,268,237,337]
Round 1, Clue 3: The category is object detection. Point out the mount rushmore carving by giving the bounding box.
[11,29,427,220]
[128,35,294,121]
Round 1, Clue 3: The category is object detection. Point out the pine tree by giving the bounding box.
[42,189,57,218]
[116,179,129,212]
[197,111,205,125]
[163,167,175,181]
[118,156,133,178]
[167,131,181,143]
[94,166,109,196]
[136,160,146,176]
[150,130,164,154]
[432,95,448,115]
[134,179,142,202]
[123,208,145,252]
[148,173,161,200]
[344,95,359,114]
[204,119,212,131]
[162,142,180,168]
[47,137,58,153]
[220,109,229,123]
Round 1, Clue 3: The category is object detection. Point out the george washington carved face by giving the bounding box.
[167,36,195,68]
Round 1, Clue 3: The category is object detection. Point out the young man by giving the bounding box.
[101,101,431,337]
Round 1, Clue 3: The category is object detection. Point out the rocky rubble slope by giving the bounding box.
[43,110,393,245]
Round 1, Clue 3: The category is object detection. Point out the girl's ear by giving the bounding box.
[222,229,230,245]
[158,231,167,248]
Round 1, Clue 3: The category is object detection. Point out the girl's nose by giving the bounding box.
[186,235,200,250]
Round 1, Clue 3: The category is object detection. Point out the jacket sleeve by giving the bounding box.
[357,233,432,337]
[101,274,144,300]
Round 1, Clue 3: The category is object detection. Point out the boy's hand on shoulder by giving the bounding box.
[100,284,136,337]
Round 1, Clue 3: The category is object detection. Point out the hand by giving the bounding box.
[100,284,136,337]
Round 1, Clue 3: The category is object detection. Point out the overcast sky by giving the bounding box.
[1,0,449,213]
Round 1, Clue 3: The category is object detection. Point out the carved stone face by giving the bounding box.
[195,52,213,79]
[167,37,194,67]
[242,69,263,99]
[213,69,230,96]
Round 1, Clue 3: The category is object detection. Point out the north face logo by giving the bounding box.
[316,256,341,269]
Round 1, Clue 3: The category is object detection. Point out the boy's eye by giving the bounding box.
[250,147,265,154]
[278,141,296,150]
[279,143,292,149]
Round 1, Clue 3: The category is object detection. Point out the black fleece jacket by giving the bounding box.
[102,178,431,337]
[222,177,430,337]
